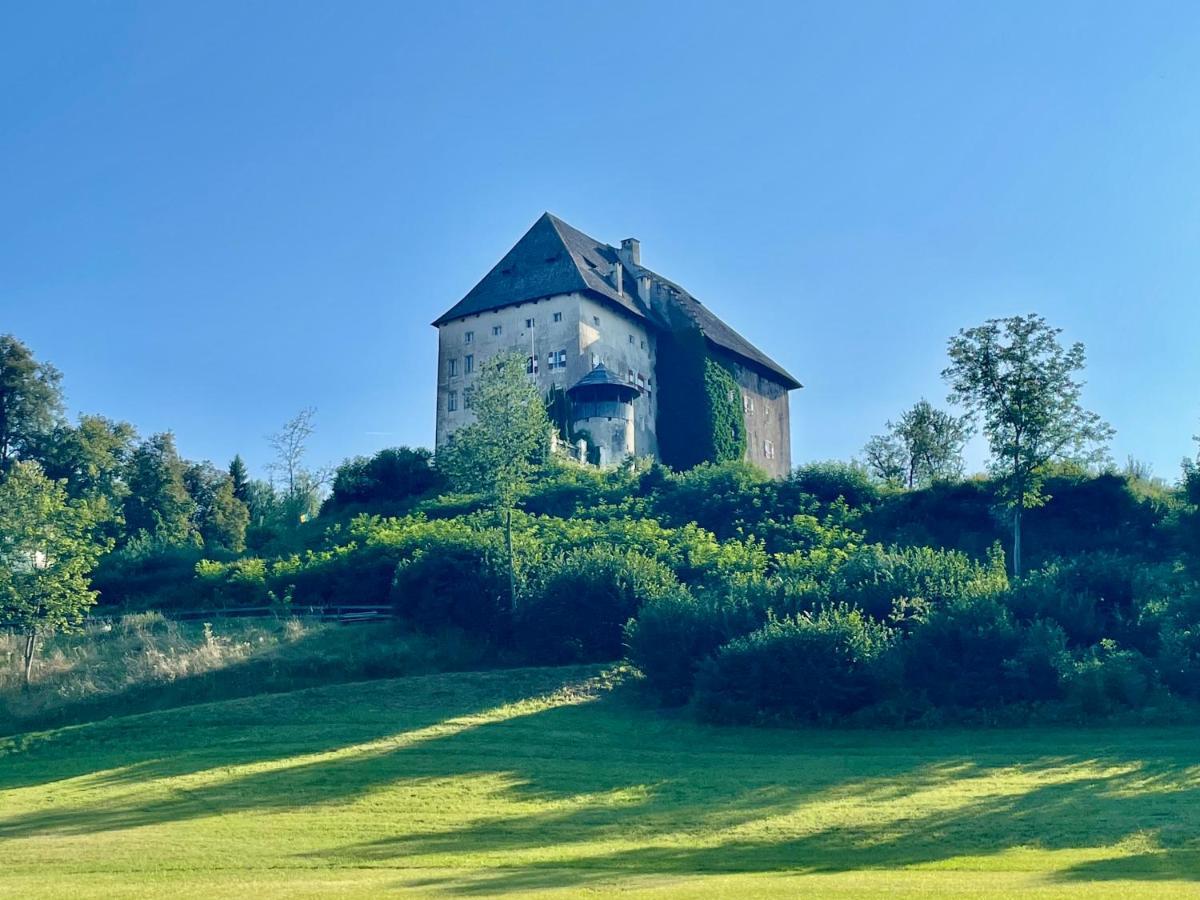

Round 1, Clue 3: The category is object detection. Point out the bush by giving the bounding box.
[789,462,880,509]
[694,605,896,723]
[390,532,510,638]
[902,593,1021,709]
[517,547,680,664]
[1008,553,1140,648]
[626,583,764,705]
[1061,640,1157,715]
[326,447,441,511]
[830,543,1008,622]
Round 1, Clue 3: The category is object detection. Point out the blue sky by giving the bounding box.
[4,2,1199,481]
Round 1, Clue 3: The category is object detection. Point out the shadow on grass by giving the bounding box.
[2,664,1199,890]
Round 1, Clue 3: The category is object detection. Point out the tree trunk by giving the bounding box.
[1012,506,1023,580]
[504,507,516,613]
[21,630,37,689]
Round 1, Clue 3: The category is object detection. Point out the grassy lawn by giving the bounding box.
[1,665,1198,898]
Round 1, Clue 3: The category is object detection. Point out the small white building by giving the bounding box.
[433,213,801,477]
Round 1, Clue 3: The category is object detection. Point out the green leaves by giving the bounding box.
[0,460,111,635]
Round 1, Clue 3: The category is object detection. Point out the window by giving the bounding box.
[448,358,458,376]
[593,315,600,326]
[628,334,635,344]
[526,355,539,375]
[464,354,474,374]
[640,339,646,350]
[743,395,754,413]
[464,331,474,344]
[548,349,567,370]
[447,390,458,412]
[553,311,563,323]
[525,317,535,329]
[627,368,635,384]
[764,440,775,460]
[492,325,502,336]
[590,352,600,367]
[637,373,646,391]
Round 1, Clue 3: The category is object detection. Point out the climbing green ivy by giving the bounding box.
[655,325,747,470]
[704,356,747,463]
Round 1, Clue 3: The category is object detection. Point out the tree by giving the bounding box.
[266,408,328,524]
[863,399,970,488]
[0,461,111,685]
[0,335,64,474]
[437,351,550,606]
[33,415,137,542]
[329,446,440,508]
[123,433,197,545]
[184,461,249,552]
[943,314,1113,577]
[228,454,250,504]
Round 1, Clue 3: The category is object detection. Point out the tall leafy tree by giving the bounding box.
[34,415,137,544]
[0,461,111,685]
[943,314,1113,577]
[863,400,970,488]
[123,433,197,545]
[228,454,250,504]
[184,461,250,552]
[437,351,550,605]
[0,335,64,474]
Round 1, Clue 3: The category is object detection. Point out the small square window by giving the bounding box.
[492,325,502,336]
[553,311,563,323]
[525,317,535,329]
[464,354,474,374]
[627,369,635,384]
[447,390,458,412]
[628,334,635,344]
[637,373,646,391]
[464,331,474,344]
[640,339,646,350]
[448,358,458,377]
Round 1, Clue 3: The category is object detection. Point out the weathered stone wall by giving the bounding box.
[435,292,658,462]
[720,352,792,478]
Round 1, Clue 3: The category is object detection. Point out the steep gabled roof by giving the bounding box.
[432,213,649,326]
[434,213,801,390]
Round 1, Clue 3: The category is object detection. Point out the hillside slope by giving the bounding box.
[2,665,1198,898]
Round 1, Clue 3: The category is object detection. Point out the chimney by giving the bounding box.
[619,238,641,267]
[613,260,623,295]
[637,273,652,304]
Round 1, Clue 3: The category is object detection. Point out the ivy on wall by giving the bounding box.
[655,325,747,470]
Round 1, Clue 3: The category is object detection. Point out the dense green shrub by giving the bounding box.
[902,594,1022,709]
[389,531,509,637]
[326,447,441,511]
[1061,640,1157,715]
[829,543,1008,622]
[1008,553,1140,647]
[517,547,680,663]
[625,583,764,704]
[694,606,896,723]
[271,543,399,608]
[789,462,880,509]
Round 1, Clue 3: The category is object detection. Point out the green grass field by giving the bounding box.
[2,665,1198,898]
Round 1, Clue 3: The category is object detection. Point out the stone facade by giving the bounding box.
[435,292,657,458]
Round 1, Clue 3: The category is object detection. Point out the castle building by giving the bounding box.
[432,213,801,477]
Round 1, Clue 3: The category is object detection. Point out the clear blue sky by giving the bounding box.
[5,2,1199,481]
